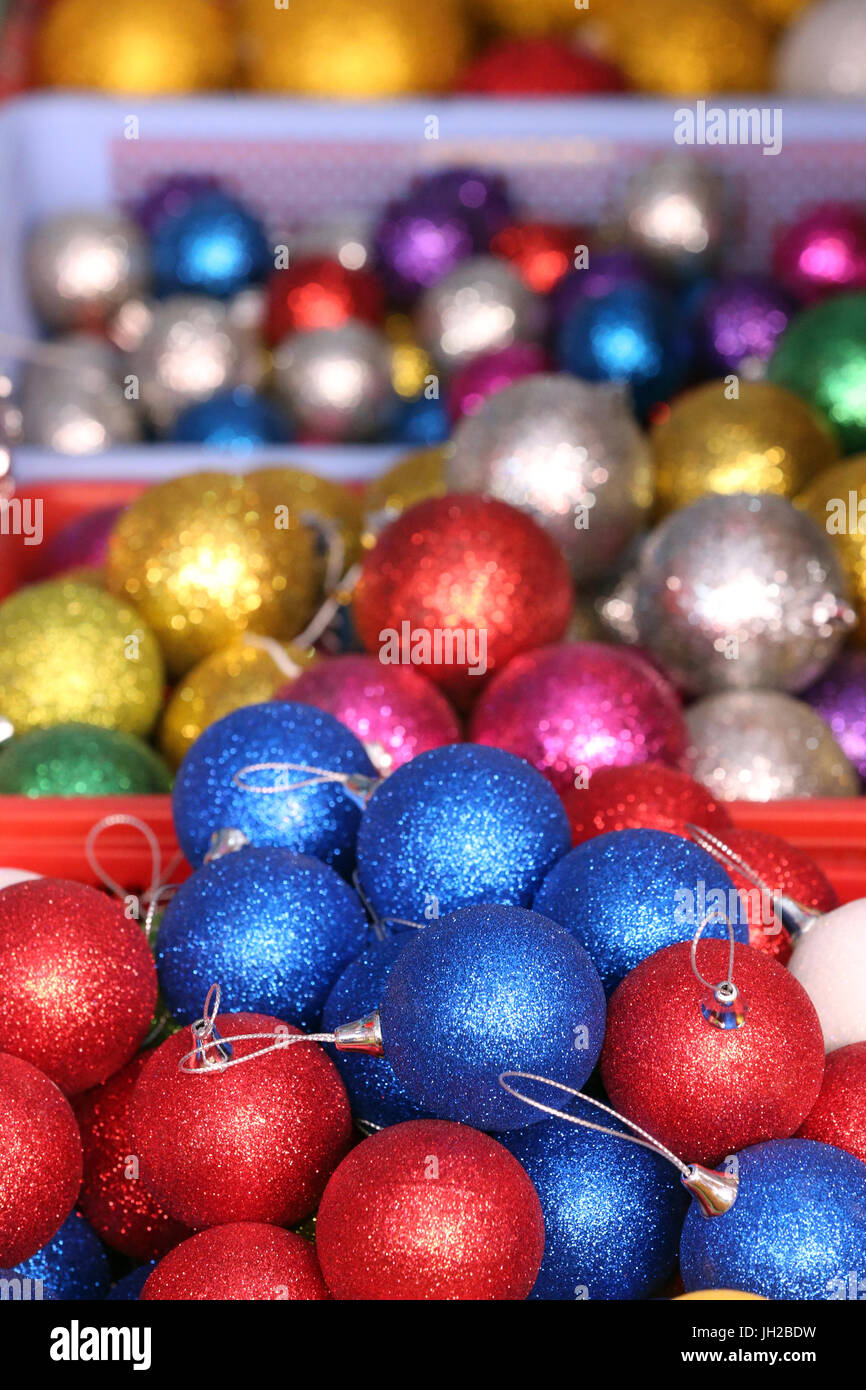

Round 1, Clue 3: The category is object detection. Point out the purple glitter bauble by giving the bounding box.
[447,342,547,420]
[35,504,126,580]
[132,174,223,237]
[693,274,794,379]
[804,650,866,783]
[552,250,653,325]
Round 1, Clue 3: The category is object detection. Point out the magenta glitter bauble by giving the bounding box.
[773,203,866,303]
[804,649,866,782]
[447,342,546,421]
[469,642,688,795]
[0,1052,82,1266]
[142,1223,330,1300]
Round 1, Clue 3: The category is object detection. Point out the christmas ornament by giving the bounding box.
[20,334,142,454]
[0,1211,109,1302]
[776,0,866,97]
[130,1010,352,1228]
[635,493,854,695]
[316,1119,544,1300]
[446,374,652,582]
[73,1054,190,1261]
[0,1052,82,1266]
[503,1109,688,1300]
[379,905,606,1130]
[150,190,270,300]
[788,899,866,1051]
[490,221,579,294]
[106,473,320,676]
[249,465,364,565]
[132,174,223,236]
[107,1264,154,1300]
[389,395,451,445]
[447,342,547,421]
[681,1139,866,1300]
[172,700,376,871]
[169,387,291,449]
[26,211,148,331]
[652,382,838,515]
[142,1222,329,1300]
[562,763,733,846]
[747,0,812,21]
[552,250,654,325]
[265,257,384,343]
[459,37,627,95]
[272,321,395,441]
[470,643,688,796]
[362,447,445,528]
[0,878,157,1095]
[353,494,572,706]
[797,1042,866,1163]
[686,690,860,799]
[623,154,727,278]
[415,255,542,369]
[799,457,866,639]
[601,940,826,1165]
[356,744,570,923]
[468,0,577,34]
[769,293,866,452]
[690,274,793,379]
[606,0,771,94]
[804,650,866,779]
[0,580,164,735]
[773,203,866,303]
[35,504,125,581]
[0,724,173,796]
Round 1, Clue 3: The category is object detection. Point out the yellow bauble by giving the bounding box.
[386,314,435,401]
[249,468,364,569]
[239,0,468,96]
[746,0,812,25]
[159,637,317,768]
[105,472,321,678]
[602,0,771,93]
[0,580,164,737]
[469,0,573,36]
[37,0,235,94]
[363,447,447,536]
[675,1290,766,1301]
[798,457,866,642]
[653,381,840,515]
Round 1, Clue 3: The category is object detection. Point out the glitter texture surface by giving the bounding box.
[107,1263,154,1300]
[692,275,793,379]
[799,459,866,642]
[788,898,866,1052]
[265,256,384,342]
[415,255,542,368]
[562,763,733,845]
[797,1042,866,1163]
[1,1211,109,1301]
[316,1119,544,1300]
[272,321,395,442]
[142,1223,330,1300]
[0,1052,82,1267]
[773,203,866,303]
[151,191,270,300]
[0,724,173,796]
[804,650,866,781]
[769,292,866,452]
[26,211,148,331]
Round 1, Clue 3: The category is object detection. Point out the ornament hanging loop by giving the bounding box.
[690,909,748,1030]
[189,984,234,1070]
[686,822,818,939]
[232,760,380,808]
[178,983,339,1075]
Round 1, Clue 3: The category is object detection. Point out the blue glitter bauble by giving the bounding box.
[681,1139,866,1301]
[380,904,606,1131]
[556,283,691,416]
[503,1108,688,1300]
[356,744,571,923]
[321,936,428,1129]
[151,191,271,299]
[534,828,747,994]
[157,846,369,1029]
[172,701,376,872]
[169,388,291,451]
[107,1263,155,1301]
[1,1212,110,1301]
[389,395,451,445]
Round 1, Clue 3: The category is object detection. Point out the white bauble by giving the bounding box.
[788,898,866,1051]
[776,0,866,98]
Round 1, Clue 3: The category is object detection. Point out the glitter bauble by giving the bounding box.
[356,744,570,923]
[490,221,578,294]
[26,211,148,331]
[606,0,771,94]
[686,690,860,799]
[799,457,866,639]
[468,0,575,34]
[470,643,688,796]
[414,255,542,370]
[446,374,652,582]
[130,1012,351,1228]
[248,465,364,566]
[773,203,866,304]
[690,274,794,380]
[353,494,572,707]
[73,1055,190,1261]
[20,334,142,454]
[623,153,727,278]
[132,174,223,236]
[746,0,812,20]
[286,654,459,775]
[447,342,547,422]
[635,493,854,695]
[680,1139,866,1300]
[389,396,450,446]
[106,473,320,677]
[35,504,125,581]
[272,321,394,442]
[107,1265,153,1300]
[804,650,866,779]
[0,1053,82,1266]
[797,1042,866,1162]
[459,37,628,95]
[0,580,164,735]
[0,1210,109,1301]
[142,1223,329,1300]
[169,387,291,449]
[151,190,270,300]
[363,447,446,529]
[562,763,733,846]
[0,725,172,796]
[0,879,157,1095]
[265,257,384,343]
[601,941,825,1165]
[652,382,839,514]
[788,899,866,1052]
[316,1119,544,1300]
[552,249,655,325]
[769,293,866,452]
[776,0,866,97]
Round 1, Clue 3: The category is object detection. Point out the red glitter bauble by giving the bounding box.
[796,1042,866,1165]
[0,879,157,1095]
[563,763,733,847]
[470,642,688,795]
[73,1053,191,1261]
[601,941,825,1166]
[459,37,628,96]
[130,1013,352,1230]
[353,494,573,708]
[265,257,385,343]
[0,1052,82,1266]
[142,1222,330,1301]
[316,1119,544,1300]
[491,221,582,294]
[773,203,866,304]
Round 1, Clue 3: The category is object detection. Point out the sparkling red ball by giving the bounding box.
[490,221,581,294]
[796,1041,866,1164]
[0,1051,82,1266]
[562,762,733,847]
[459,37,628,96]
[142,1222,330,1300]
[265,256,385,343]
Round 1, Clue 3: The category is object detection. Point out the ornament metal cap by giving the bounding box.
[205,826,251,862]
[681,1163,739,1217]
[334,1010,384,1056]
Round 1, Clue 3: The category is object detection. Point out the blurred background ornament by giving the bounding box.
[769,293,866,452]
[0,1052,81,1267]
[688,275,794,379]
[132,174,223,236]
[796,1042,866,1162]
[0,724,172,796]
[265,257,384,342]
[798,457,866,639]
[0,1211,109,1302]
[415,256,543,369]
[623,153,728,279]
[600,0,772,95]
[19,335,141,455]
[389,394,451,445]
[776,0,866,97]
[272,322,395,441]
[447,342,547,421]
[804,650,866,781]
[151,190,271,300]
[459,36,628,96]
[35,504,125,582]
[562,763,733,846]
[552,249,654,325]
[142,1222,329,1301]
[490,221,580,294]
[363,446,445,531]
[26,211,149,331]
[168,386,291,449]
[290,214,374,272]
[773,203,866,303]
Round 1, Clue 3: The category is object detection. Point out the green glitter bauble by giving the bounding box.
[768,293,866,455]
[0,723,173,796]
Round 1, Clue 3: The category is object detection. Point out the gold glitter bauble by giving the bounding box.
[36,0,235,94]
[469,0,570,36]
[654,382,840,515]
[249,468,364,569]
[239,0,468,96]
[0,580,164,737]
[602,0,771,93]
[363,448,446,537]
[159,637,317,768]
[746,0,812,25]
[798,456,866,642]
[105,473,322,678]
[675,1290,766,1301]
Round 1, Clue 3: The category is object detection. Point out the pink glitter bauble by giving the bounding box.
[773,203,866,304]
[447,341,547,421]
[469,642,688,795]
[35,504,126,580]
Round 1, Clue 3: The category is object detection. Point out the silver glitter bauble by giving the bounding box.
[415,255,543,369]
[635,492,855,696]
[686,690,859,800]
[20,334,141,454]
[446,374,652,582]
[777,0,866,97]
[623,154,727,279]
[272,319,394,441]
[26,211,149,331]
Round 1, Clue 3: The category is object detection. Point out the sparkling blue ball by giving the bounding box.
[157,846,369,1029]
[1,1212,110,1301]
[503,1107,688,1299]
[534,828,747,994]
[380,904,606,1131]
[556,283,691,416]
[356,744,571,923]
[151,190,271,299]
[321,936,428,1129]
[169,388,291,450]
[107,1263,155,1301]
[172,701,376,873]
[681,1139,866,1300]
[389,395,451,445]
